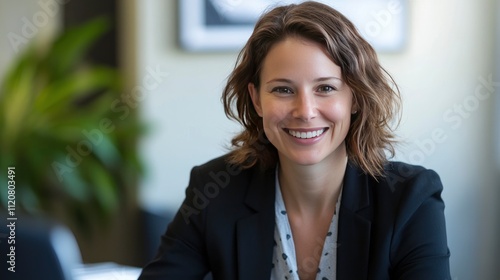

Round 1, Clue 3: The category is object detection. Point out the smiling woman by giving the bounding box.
[139,1,451,279]
[248,37,353,169]
[224,6,400,179]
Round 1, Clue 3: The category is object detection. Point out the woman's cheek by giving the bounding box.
[260,107,285,142]
[327,100,351,121]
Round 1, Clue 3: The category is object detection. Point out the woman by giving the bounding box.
[139,1,451,279]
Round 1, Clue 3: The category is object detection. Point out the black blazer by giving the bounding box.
[139,155,451,280]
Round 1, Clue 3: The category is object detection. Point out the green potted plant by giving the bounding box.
[0,17,143,227]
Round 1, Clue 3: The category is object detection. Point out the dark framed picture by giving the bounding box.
[179,0,408,52]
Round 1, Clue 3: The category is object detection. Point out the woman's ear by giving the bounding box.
[248,83,263,117]
[351,92,359,114]
[351,106,359,114]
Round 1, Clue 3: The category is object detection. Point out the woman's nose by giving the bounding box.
[292,91,317,121]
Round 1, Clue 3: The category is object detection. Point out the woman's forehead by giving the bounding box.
[259,37,342,80]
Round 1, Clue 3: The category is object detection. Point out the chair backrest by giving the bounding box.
[0,213,82,280]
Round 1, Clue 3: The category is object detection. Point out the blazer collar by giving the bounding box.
[236,166,276,280]
[341,161,371,212]
[337,162,373,279]
[235,162,374,280]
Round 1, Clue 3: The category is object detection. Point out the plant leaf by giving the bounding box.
[34,66,120,114]
[42,17,110,81]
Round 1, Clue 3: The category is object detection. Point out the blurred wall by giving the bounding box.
[129,0,499,279]
[0,0,60,80]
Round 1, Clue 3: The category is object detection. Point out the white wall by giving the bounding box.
[131,0,499,279]
[133,0,241,213]
[0,0,61,81]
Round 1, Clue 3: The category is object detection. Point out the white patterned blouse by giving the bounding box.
[270,173,342,280]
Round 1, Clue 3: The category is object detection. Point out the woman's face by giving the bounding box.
[249,36,354,167]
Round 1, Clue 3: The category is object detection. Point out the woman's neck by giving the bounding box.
[278,149,347,217]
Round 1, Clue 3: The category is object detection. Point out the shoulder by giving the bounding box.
[383,161,441,185]
[190,154,239,177]
[344,161,445,224]
[376,161,445,227]
[188,154,256,190]
[381,161,443,200]
[174,154,260,227]
[346,160,443,203]
[185,154,270,211]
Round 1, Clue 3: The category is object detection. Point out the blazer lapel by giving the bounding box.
[337,162,372,280]
[236,167,276,280]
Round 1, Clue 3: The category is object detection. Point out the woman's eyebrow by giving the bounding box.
[266,77,342,84]
[266,78,293,84]
[314,76,342,82]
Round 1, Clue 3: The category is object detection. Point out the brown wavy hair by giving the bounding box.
[222,1,401,178]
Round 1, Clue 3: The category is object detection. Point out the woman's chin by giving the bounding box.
[279,152,325,166]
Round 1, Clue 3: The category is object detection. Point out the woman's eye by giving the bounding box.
[317,85,336,93]
[271,87,293,94]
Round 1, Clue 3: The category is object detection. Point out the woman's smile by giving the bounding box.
[284,128,328,139]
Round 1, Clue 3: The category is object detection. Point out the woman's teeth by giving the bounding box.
[288,129,325,139]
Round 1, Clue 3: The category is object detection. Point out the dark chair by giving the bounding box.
[0,213,82,280]
[140,208,213,279]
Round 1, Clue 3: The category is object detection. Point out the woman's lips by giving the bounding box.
[283,128,329,139]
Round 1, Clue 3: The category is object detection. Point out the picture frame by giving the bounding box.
[179,0,408,52]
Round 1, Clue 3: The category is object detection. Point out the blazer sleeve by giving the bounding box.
[390,169,451,280]
[138,166,209,280]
